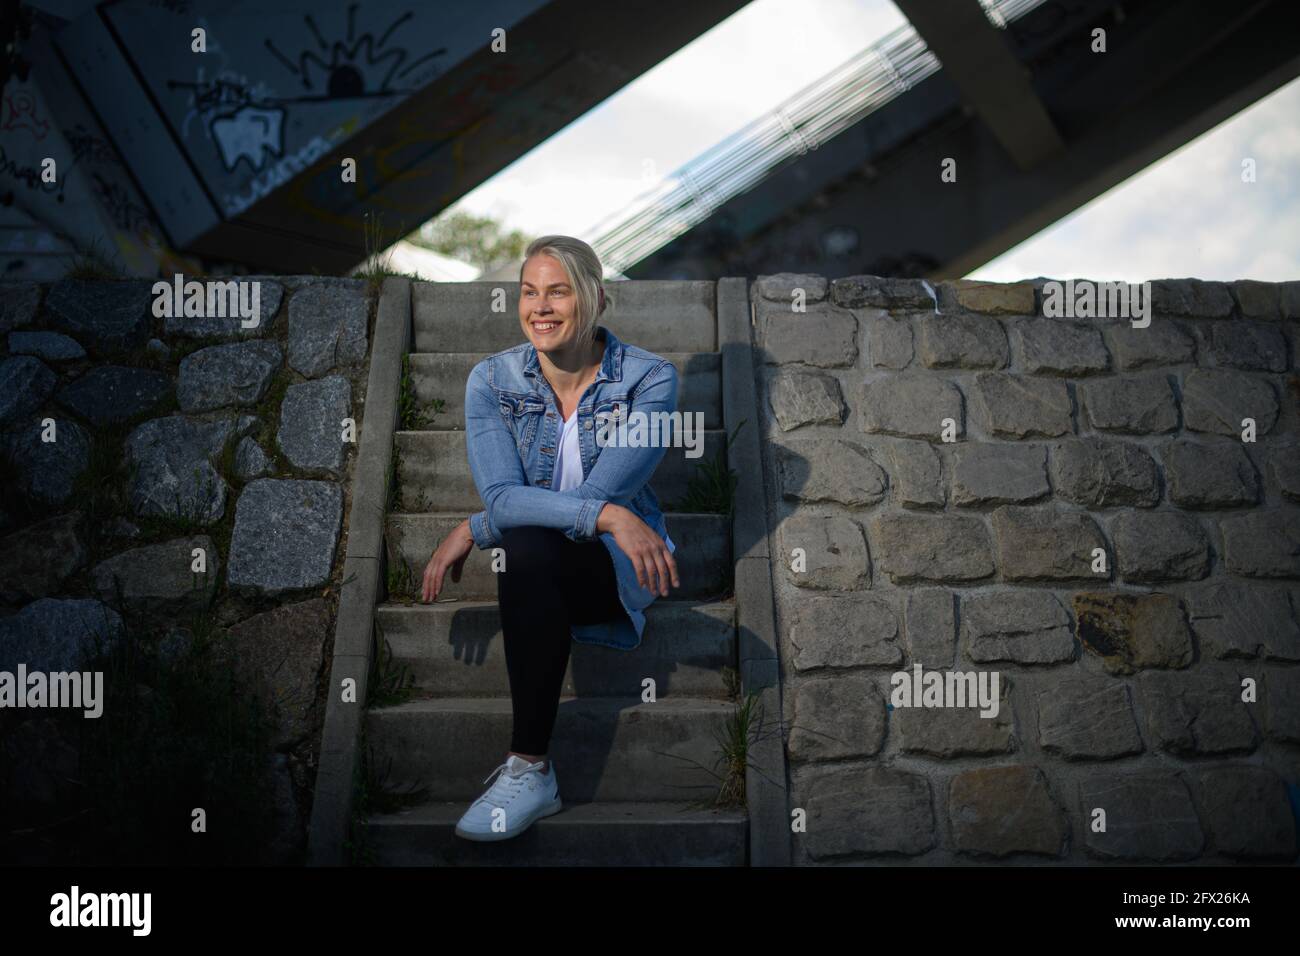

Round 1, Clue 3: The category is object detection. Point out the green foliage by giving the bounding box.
[69,422,135,562]
[657,678,779,812]
[354,210,418,294]
[61,235,126,279]
[397,354,444,430]
[384,549,417,602]
[366,617,415,708]
[2,596,280,864]
[665,418,746,516]
[409,209,532,272]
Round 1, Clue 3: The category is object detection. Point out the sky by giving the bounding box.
[437,0,1299,283]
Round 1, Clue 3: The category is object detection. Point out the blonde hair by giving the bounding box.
[520,235,609,354]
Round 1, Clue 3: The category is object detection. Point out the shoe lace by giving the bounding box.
[477,761,531,808]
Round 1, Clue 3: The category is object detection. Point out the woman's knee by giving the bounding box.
[497,525,568,574]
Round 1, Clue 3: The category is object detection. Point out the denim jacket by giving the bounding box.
[464,325,679,651]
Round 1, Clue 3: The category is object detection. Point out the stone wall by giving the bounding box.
[754,273,1300,864]
[0,276,376,864]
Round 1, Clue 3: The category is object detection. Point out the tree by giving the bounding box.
[409,210,532,272]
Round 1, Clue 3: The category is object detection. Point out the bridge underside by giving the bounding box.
[626,0,1300,280]
[35,0,745,275]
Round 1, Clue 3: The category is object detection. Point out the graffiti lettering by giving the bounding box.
[2,90,50,140]
[0,145,64,201]
[221,135,330,216]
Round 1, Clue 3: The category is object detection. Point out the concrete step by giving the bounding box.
[362,800,747,866]
[375,599,737,699]
[393,429,727,513]
[412,281,717,354]
[386,513,732,601]
[406,351,723,431]
[364,696,739,803]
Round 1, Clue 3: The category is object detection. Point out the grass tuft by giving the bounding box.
[666,418,746,517]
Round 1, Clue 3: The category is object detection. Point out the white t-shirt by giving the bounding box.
[554,409,675,553]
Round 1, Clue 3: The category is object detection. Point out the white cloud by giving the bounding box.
[436,1,1299,282]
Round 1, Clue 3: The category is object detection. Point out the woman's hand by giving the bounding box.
[421,518,474,602]
[596,503,680,597]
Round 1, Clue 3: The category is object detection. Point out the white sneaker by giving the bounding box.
[454,755,562,841]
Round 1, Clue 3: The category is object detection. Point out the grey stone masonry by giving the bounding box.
[1079,373,1178,434]
[776,438,886,506]
[277,375,352,477]
[287,282,368,377]
[859,373,963,439]
[972,373,1071,438]
[757,300,857,367]
[777,514,870,590]
[177,340,283,412]
[767,368,844,430]
[763,275,1298,865]
[950,443,1049,506]
[226,479,343,597]
[916,313,1008,369]
[1051,437,1159,507]
[1181,369,1279,436]
[1011,319,1110,375]
[1160,439,1260,508]
[1110,511,1211,583]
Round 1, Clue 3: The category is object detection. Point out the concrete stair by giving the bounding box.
[362,280,747,866]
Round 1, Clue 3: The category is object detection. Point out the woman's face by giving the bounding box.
[519,254,582,357]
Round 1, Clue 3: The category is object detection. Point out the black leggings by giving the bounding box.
[496,525,629,755]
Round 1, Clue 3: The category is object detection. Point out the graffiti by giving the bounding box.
[64,124,119,166]
[221,134,331,217]
[0,145,63,202]
[211,105,285,172]
[168,76,287,173]
[166,4,445,182]
[90,173,154,236]
[264,4,447,98]
[2,90,50,140]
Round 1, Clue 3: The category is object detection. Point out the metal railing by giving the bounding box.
[588,0,1049,275]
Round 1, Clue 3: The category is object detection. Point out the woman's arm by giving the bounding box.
[464,359,679,549]
[568,360,678,507]
[464,361,604,547]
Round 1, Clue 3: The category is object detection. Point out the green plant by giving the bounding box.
[70,423,136,562]
[366,617,415,707]
[397,354,439,430]
[133,461,222,538]
[384,550,417,602]
[666,418,747,517]
[61,235,126,279]
[3,588,280,864]
[409,209,532,272]
[353,210,421,295]
[0,433,40,528]
[346,722,430,866]
[656,683,784,812]
[385,441,402,515]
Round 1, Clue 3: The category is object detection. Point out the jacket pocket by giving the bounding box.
[500,395,546,453]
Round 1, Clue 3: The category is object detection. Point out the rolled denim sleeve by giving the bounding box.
[468,509,500,550]
[465,362,593,544]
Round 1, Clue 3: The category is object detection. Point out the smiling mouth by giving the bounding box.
[532,320,562,334]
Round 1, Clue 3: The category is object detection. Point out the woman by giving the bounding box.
[419,235,681,842]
